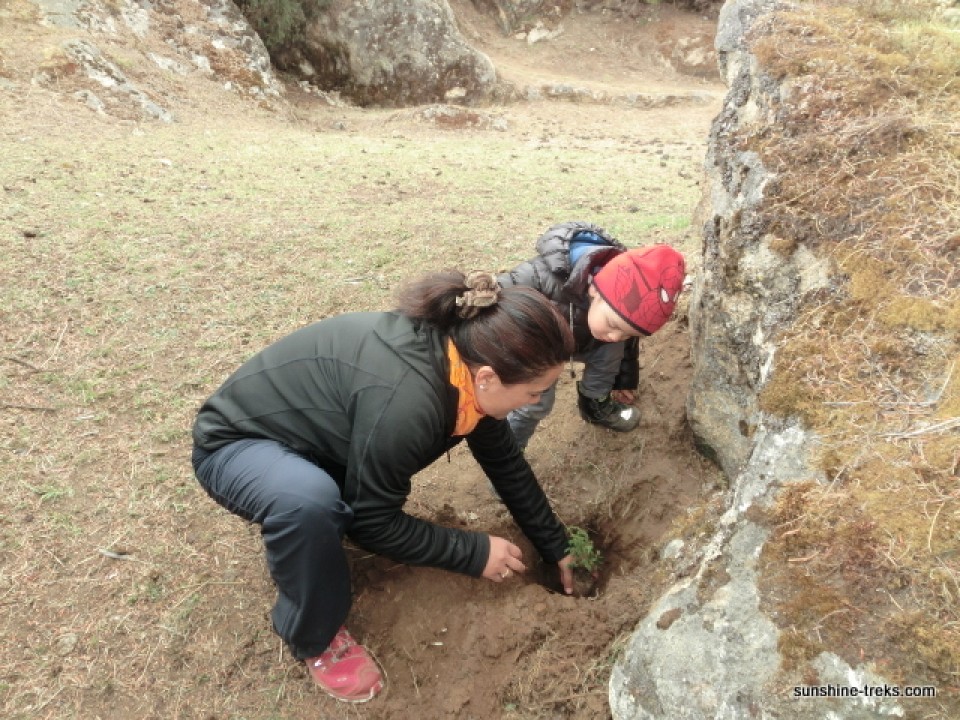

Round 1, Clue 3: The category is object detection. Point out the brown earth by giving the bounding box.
[0,2,726,718]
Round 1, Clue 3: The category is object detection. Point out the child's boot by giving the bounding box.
[576,383,640,432]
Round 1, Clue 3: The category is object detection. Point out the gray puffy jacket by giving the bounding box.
[498,221,640,390]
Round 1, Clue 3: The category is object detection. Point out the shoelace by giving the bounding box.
[593,395,616,419]
[313,631,357,666]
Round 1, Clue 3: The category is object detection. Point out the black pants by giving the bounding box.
[192,439,354,660]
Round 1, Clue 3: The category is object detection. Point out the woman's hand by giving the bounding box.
[557,554,574,595]
[483,535,526,582]
[610,389,636,404]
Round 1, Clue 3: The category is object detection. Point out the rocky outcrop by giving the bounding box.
[280,0,497,107]
[658,32,719,79]
[684,0,833,481]
[24,0,281,121]
[609,424,808,720]
[17,0,720,116]
[608,1,907,717]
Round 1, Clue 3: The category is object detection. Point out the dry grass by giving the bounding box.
[1,4,725,718]
[745,0,960,711]
[0,70,715,717]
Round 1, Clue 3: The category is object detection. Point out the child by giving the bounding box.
[497,221,685,448]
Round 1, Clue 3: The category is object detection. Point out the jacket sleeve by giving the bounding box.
[466,417,569,563]
[343,382,490,577]
[612,337,640,390]
[497,257,549,292]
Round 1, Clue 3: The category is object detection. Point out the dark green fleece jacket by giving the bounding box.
[192,311,568,577]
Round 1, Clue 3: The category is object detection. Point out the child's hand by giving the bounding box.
[611,389,636,404]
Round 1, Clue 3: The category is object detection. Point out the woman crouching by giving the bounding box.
[191,270,577,703]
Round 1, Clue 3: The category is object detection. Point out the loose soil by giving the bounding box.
[0,2,726,718]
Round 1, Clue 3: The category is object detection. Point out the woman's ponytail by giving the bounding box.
[396,270,574,384]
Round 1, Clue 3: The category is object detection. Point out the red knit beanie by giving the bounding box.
[592,245,686,335]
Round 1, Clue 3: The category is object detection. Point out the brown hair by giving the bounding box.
[395,270,574,384]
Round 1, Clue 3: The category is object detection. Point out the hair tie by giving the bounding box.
[456,271,500,319]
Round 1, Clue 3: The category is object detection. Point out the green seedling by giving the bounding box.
[566,526,603,573]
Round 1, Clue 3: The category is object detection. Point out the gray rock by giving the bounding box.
[288,0,497,107]
[687,0,801,480]
[715,0,778,80]
[74,87,114,115]
[661,538,685,560]
[63,38,174,122]
[610,1,906,717]
[31,0,83,28]
[610,425,813,720]
[25,0,283,119]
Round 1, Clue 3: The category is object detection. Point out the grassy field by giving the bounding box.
[8,1,956,717]
[1,96,711,718]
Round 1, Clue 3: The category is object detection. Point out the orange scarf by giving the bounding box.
[447,339,485,436]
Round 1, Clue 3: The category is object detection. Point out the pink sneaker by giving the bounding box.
[305,627,384,703]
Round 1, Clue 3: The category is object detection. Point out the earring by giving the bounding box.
[479,384,487,391]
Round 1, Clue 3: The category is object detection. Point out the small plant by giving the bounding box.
[566,526,603,573]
